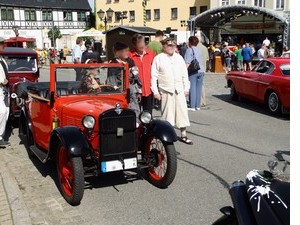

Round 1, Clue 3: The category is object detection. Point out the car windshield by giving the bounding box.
[5,56,38,72]
[280,64,290,76]
[55,65,126,96]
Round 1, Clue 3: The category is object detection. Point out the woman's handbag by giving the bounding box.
[188,47,200,76]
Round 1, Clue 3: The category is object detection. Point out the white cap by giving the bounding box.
[0,37,6,43]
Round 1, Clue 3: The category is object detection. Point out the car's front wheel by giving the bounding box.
[267,91,282,115]
[143,137,177,188]
[57,143,84,206]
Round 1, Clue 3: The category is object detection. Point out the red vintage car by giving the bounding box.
[14,63,177,205]
[226,58,290,115]
[0,47,39,117]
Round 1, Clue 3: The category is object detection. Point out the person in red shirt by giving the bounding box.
[129,34,155,114]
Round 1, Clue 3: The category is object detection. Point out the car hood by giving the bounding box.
[60,96,127,124]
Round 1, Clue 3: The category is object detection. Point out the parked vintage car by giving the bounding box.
[14,63,178,205]
[0,47,39,117]
[226,58,290,115]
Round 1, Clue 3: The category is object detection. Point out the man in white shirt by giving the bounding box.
[72,37,83,80]
[0,37,10,148]
[263,37,270,47]
[151,38,193,145]
[257,44,266,60]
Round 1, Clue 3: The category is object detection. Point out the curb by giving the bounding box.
[0,159,32,225]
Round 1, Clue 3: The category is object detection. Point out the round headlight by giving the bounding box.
[139,111,152,124]
[82,115,95,129]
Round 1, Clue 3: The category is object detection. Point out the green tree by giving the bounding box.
[48,26,62,47]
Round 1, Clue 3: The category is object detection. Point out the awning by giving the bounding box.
[76,28,104,37]
[5,36,36,43]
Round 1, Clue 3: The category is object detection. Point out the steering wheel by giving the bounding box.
[99,84,119,92]
[14,67,32,71]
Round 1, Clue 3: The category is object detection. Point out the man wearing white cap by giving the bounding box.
[151,38,193,145]
[0,37,10,148]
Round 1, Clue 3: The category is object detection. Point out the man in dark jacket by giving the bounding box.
[81,39,102,63]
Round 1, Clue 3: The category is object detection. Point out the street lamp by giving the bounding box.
[97,8,114,31]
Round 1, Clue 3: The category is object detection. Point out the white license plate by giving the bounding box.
[124,158,137,170]
[101,157,137,173]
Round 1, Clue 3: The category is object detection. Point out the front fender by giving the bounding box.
[49,126,91,160]
[145,119,177,143]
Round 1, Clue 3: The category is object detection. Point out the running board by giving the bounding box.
[29,145,48,163]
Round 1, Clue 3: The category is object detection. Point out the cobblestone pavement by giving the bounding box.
[0,133,86,225]
[0,174,13,225]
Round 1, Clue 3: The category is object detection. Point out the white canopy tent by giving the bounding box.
[76,28,105,38]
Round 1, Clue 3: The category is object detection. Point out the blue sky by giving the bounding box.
[88,0,95,11]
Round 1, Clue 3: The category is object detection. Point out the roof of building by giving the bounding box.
[0,0,91,10]
[192,5,288,27]
[103,26,158,35]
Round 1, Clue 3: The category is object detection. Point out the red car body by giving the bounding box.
[15,63,178,205]
[226,58,290,114]
[0,47,39,116]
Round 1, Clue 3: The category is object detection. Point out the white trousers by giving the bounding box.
[0,96,9,140]
[161,90,190,128]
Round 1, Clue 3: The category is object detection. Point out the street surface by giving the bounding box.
[0,69,290,225]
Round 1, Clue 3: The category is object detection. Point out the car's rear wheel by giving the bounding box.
[267,91,282,115]
[57,143,84,206]
[19,114,34,156]
[143,137,177,188]
[230,83,239,101]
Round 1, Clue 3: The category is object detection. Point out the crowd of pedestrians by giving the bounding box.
[205,36,280,73]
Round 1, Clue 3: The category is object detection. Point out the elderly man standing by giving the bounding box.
[0,37,10,148]
[151,38,192,145]
[197,35,209,108]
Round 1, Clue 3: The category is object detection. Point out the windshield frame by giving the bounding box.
[3,55,38,73]
[51,63,129,97]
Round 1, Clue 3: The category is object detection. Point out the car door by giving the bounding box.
[240,67,260,100]
[28,91,52,151]
[256,61,275,102]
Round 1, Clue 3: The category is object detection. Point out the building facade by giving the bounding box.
[0,0,91,49]
[96,0,289,45]
[95,0,210,43]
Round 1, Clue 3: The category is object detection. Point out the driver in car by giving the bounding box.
[79,59,102,94]
[108,42,142,120]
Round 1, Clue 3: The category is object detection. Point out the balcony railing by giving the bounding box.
[0,20,88,29]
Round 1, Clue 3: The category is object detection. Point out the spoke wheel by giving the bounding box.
[57,144,84,206]
[267,91,282,115]
[143,137,177,188]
